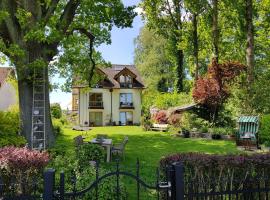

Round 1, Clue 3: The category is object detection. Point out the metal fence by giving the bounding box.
[1,162,270,200]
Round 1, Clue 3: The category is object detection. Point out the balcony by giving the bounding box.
[89,101,104,109]
[119,102,134,109]
[120,83,133,88]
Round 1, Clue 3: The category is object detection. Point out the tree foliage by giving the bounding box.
[134,26,175,92]
[193,58,246,120]
[51,103,62,119]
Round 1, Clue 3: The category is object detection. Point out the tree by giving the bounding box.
[141,0,185,92]
[183,0,208,80]
[193,58,246,122]
[245,0,255,84]
[51,103,62,119]
[134,26,174,92]
[212,0,219,62]
[0,0,136,147]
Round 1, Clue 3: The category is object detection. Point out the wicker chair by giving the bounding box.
[111,136,128,160]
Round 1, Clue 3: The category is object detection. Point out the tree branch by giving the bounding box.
[43,0,60,24]
[58,0,80,33]
[165,0,179,30]
[0,0,20,43]
[73,28,96,86]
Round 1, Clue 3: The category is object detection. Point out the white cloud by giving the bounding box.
[134,6,144,15]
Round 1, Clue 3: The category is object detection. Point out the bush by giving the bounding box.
[259,114,270,146]
[0,107,20,135]
[52,118,64,136]
[168,113,182,127]
[49,153,127,200]
[141,114,152,131]
[51,103,62,119]
[75,167,128,200]
[0,147,49,195]
[153,110,168,124]
[76,143,105,169]
[160,152,270,198]
[0,106,26,147]
[0,133,26,147]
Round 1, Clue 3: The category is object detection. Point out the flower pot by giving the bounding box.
[182,130,190,138]
[211,134,221,140]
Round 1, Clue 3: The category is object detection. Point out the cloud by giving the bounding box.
[134,6,144,15]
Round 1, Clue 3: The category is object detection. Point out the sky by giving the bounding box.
[50,0,144,109]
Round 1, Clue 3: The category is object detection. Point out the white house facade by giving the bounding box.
[0,67,17,111]
[73,65,145,126]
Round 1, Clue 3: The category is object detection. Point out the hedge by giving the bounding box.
[160,152,270,198]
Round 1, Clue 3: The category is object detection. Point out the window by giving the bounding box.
[89,93,103,107]
[119,112,133,125]
[119,75,132,88]
[120,93,133,106]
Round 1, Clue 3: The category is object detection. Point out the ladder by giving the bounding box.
[31,67,46,150]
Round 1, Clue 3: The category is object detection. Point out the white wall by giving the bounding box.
[79,88,143,126]
[0,82,17,111]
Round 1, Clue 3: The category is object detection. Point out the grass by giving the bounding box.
[52,126,239,198]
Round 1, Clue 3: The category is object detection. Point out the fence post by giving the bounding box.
[43,169,55,200]
[59,171,65,200]
[172,162,184,200]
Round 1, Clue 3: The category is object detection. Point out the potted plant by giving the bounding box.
[182,128,190,138]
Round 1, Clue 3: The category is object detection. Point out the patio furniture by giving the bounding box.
[97,134,108,140]
[74,135,87,147]
[236,116,259,149]
[150,124,169,132]
[91,138,112,163]
[111,136,129,160]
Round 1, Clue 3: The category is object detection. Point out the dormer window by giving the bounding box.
[119,75,133,88]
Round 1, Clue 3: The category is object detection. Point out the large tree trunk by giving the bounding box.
[193,13,199,80]
[246,0,254,84]
[212,0,219,63]
[176,49,184,92]
[16,45,54,148]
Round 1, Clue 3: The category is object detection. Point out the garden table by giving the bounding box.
[90,138,112,162]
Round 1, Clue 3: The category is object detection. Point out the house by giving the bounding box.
[0,67,17,111]
[72,65,145,126]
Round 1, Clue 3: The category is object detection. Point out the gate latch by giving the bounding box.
[158,181,171,189]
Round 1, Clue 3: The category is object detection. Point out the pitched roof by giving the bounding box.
[73,64,145,89]
[0,67,14,88]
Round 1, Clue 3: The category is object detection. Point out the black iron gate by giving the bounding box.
[52,160,177,200]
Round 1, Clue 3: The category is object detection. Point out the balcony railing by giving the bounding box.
[119,102,134,109]
[120,83,133,88]
[89,101,103,109]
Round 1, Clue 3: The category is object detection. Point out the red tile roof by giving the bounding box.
[0,67,13,88]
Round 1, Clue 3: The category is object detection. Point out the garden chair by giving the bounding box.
[111,136,128,160]
[73,135,86,147]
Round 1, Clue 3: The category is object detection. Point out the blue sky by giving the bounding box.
[50,0,144,108]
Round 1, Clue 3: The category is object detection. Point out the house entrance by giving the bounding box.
[119,111,133,125]
[89,112,103,126]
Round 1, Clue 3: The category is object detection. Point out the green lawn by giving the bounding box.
[55,126,239,166]
[53,126,239,198]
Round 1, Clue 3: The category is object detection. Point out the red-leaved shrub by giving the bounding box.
[153,110,168,124]
[0,147,50,195]
[0,146,49,172]
[160,152,270,199]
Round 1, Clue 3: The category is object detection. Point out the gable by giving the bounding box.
[114,67,137,79]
